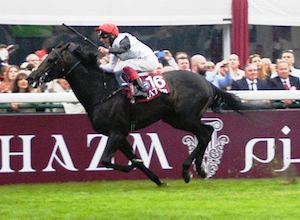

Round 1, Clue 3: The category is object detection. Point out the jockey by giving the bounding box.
[95,23,159,98]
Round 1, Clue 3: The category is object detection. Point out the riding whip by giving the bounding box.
[62,23,99,49]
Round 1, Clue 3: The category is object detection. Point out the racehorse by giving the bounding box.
[27,42,251,186]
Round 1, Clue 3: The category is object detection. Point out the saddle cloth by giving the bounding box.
[122,72,170,103]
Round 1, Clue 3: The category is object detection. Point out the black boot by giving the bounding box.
[132,78,148,98]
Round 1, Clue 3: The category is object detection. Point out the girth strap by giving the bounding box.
[130,99,136,131]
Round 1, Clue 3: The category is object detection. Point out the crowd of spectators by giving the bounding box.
[1,41,300,113]
[0,43,84,113]
[153,48,300,109]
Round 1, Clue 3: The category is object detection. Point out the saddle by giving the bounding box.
[122,72,170,103]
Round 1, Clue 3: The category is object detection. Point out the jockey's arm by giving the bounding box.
[100,54,119,72]
[216,72,232,89]
[109,36,131,54]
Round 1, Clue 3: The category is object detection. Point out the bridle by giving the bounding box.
[42,48,81,82]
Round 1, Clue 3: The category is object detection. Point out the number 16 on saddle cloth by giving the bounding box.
[121,72,170,102]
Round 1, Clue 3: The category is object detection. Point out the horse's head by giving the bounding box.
[27,42,83,87]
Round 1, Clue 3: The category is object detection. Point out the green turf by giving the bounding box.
[0,178,299,220]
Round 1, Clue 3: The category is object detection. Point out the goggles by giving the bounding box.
[98,31,110,39]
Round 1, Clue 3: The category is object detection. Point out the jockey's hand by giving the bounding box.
[98,46,109,54]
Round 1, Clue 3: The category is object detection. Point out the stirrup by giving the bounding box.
[133,89,148,98]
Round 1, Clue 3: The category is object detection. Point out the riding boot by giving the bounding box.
[123,66,148,98]
[132,78,148,98]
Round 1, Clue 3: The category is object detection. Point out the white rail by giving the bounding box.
[0,90,299,103]
[228,90,300,100]
[0,93,79,103]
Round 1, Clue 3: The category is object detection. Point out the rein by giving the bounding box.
[45,47,120,104]
[64,60,81,78]
[93,87,123,107]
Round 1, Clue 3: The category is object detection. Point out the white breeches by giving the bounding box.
[113,53,159,74]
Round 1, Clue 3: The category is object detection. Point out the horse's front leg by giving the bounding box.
[101,133,135,172]
[118,138,166,186]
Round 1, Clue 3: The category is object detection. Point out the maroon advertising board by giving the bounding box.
[0,109,299,185]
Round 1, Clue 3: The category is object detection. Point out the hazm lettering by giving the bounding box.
[0,133,172,173]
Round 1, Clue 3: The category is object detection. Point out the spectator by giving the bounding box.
[269,59,300,108]
[228,54,245,81]
[34,49,48,62]
[175,52,189,61]
[45,79,85,113]
[191,54,232,89]
[0,65,19,93]
[10,73,39,113]
[154,50,179,70]
[24,54,48,92]
[46,79,72,93]
[231,63,270,90]
[25,53,40,69]
[271,50,300,80]
[19,62,34,75]
[0,65,9,81]
[175,52,191,71]
[191,54,207,75]
[261,58,275,79]
[176,57,190,71]
[206,61,215,72]
[214,60,231,90]
[0,44,9,73]
[215,60,228,77]
[231,63,271,107]
[249,54,268,80]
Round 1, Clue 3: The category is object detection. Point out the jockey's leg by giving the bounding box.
[123,66,147,98]
[114,73,128,88]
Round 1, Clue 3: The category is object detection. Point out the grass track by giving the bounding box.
[0,178,299,220]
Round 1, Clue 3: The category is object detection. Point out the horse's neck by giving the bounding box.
[66,67,119,109]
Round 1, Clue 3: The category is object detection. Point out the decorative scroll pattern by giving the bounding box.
[182,118,230,179]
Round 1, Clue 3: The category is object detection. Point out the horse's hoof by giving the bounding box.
[158,182,168,187]
[182,171,193,183]
[197,167,207,178]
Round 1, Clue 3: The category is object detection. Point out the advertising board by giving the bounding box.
[0,110,299,185]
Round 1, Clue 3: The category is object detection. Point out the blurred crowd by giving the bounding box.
[1,41,299,113]
[0,44,85,113]
[147,49,300,109]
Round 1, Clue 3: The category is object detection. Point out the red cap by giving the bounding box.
[95,23,119,36]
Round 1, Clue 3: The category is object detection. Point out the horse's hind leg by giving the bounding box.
[182,123,214,183]
[194,124,214,178]
[119,138,166,186]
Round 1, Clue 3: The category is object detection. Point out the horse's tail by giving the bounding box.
[210,85,263,114]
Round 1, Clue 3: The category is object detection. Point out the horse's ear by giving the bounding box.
[56,42,71,50]
[57,41,65,48]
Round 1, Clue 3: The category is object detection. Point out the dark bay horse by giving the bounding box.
[27,42,250,186]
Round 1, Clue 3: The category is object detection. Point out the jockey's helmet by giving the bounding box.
[95,23,119,38]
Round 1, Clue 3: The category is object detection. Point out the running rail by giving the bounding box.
[228,90,300,100]
[0,90,300,103]
[0,93,78,103]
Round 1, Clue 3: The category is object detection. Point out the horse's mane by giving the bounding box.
[67,42,117,89]
[82,52,99,68]
[64,42,99,70]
